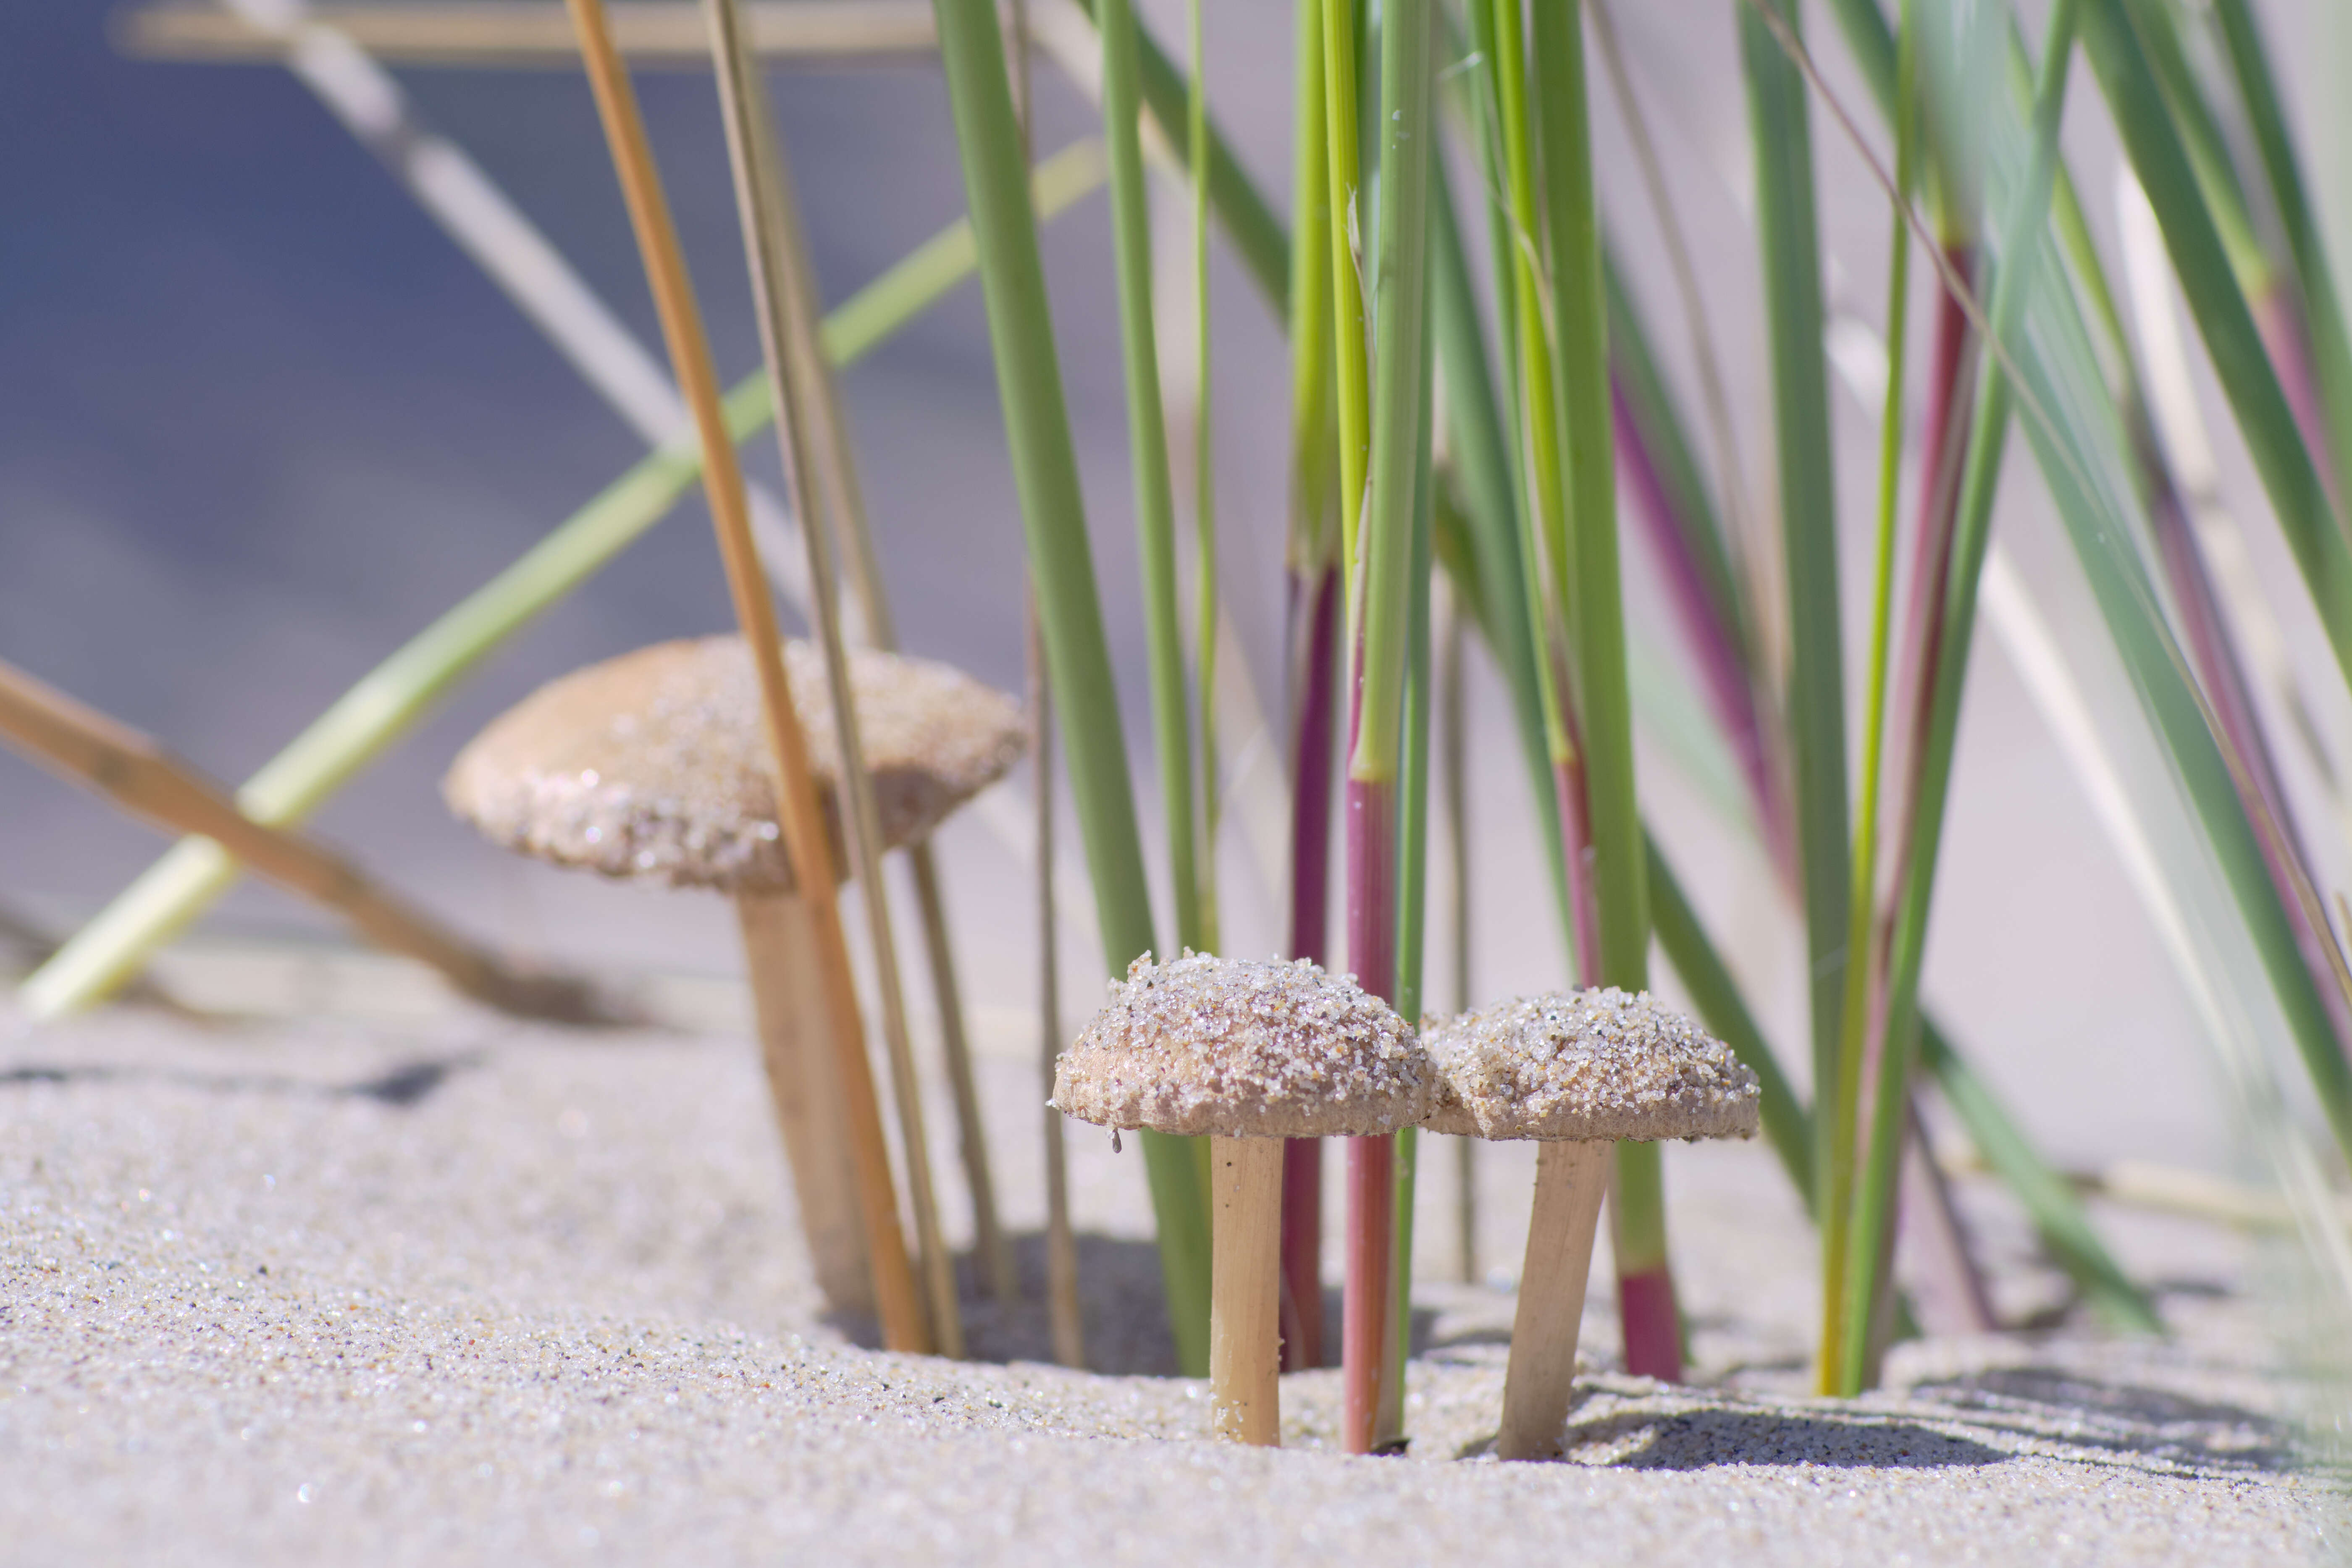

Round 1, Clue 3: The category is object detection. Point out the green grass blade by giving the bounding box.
[1819,0,1895,120]
[1386,336,1437,1443]
[1533,0,1675,1372]
[925,0,1209,1375]
[1187,0,1221,954]
[1850,0,2083,1395]
[2208,0,2352,498]
[2118,0,2271,294]
[1919,1021,2161,1332]
[1823,0,1921,1387]
[1097,0,1202,954]
[1739,0,1850,1234]
[1320,0,1370,565]
[1345,0,1431,781]
[20,144,1106,1017]
[1070,0,1286,313]
[1605,253,1748,656]
[1286,0,1336,579]
[1533,0,1643,986]
[1428,159,1578,948]
[2080,0,2352,690]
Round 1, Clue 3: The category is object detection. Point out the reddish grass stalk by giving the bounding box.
[1550,748,1604,994]
[1615,1267,1683,1379]
[1855,243,2003,1358]
[1613,379,1793,884]
[2141,431,2352,1058]
[1281,563,1341,1371]
[2250,284,2340,513]
[1884,245,1981,884]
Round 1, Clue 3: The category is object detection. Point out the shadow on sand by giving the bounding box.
[822,1231,1436,1378]
[0,1052,481,1107]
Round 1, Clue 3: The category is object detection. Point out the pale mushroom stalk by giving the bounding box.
[1055,953,1433,1448]
[1208,1136,1283,1443]
[734,887,872,1313]
[1424,989,1761,1460]
[1497,1140,1612,1459]
[705,0,962,1356]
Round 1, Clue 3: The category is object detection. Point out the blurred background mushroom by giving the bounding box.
[444,632,1022,1333]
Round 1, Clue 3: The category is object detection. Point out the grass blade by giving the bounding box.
[704,0,966,1352]
[1647,837,1814,1201]
[1528,0,1673,1379]
[1097,0,1202,953]
[2208,0,2352,496]
[925,0,1211,1373]
[1822,0,1922,1397]
[1739,0,1851,1239]
[1065,0,1287,311]
[2080,0,2352,688]
[1186,0,1221,953]
[1339,0,1434,1455]
[21,142,1105,1018]
[1428,149,1579,952]
[560,0,940,1352]
[1850,0,2084,1395]
[1279,0,1340,1375]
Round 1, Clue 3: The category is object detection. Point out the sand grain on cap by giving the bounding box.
[1424,988,1759,1142]
[443,636,1023,891]
[1053,953,1433,1137]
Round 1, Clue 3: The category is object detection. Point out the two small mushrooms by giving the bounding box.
[442,636,1761,1460]
[1054,954,1761,1459]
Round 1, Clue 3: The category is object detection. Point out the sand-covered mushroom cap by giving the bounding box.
[1053,953,1434,1138]
[443,635,1023,892]
[1423,988,1759,1142]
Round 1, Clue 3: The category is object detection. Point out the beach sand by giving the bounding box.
[0,983,2336,1565]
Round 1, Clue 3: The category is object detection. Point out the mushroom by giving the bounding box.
[1053,952,1433,1445]
[1424,987,1759,1460]
[444,633,1023,1323]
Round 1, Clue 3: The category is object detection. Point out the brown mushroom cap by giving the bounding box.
[1052,952,1434,1138]
[1422,988,1760,1142]
[443,635,1024,892]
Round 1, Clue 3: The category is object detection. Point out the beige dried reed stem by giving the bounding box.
[118,0,940,67]
[560,0,935,1354]
[0,659,575,1020]
[725,12,1016,1309]
[704,0,966,1355]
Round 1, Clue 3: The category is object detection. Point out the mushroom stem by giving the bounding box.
[1210,1136,1283,1445]
[1497,1139,1611,1460]
[735,890,877,1319]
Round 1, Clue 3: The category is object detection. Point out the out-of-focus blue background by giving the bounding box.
[5,0,2349,1181]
